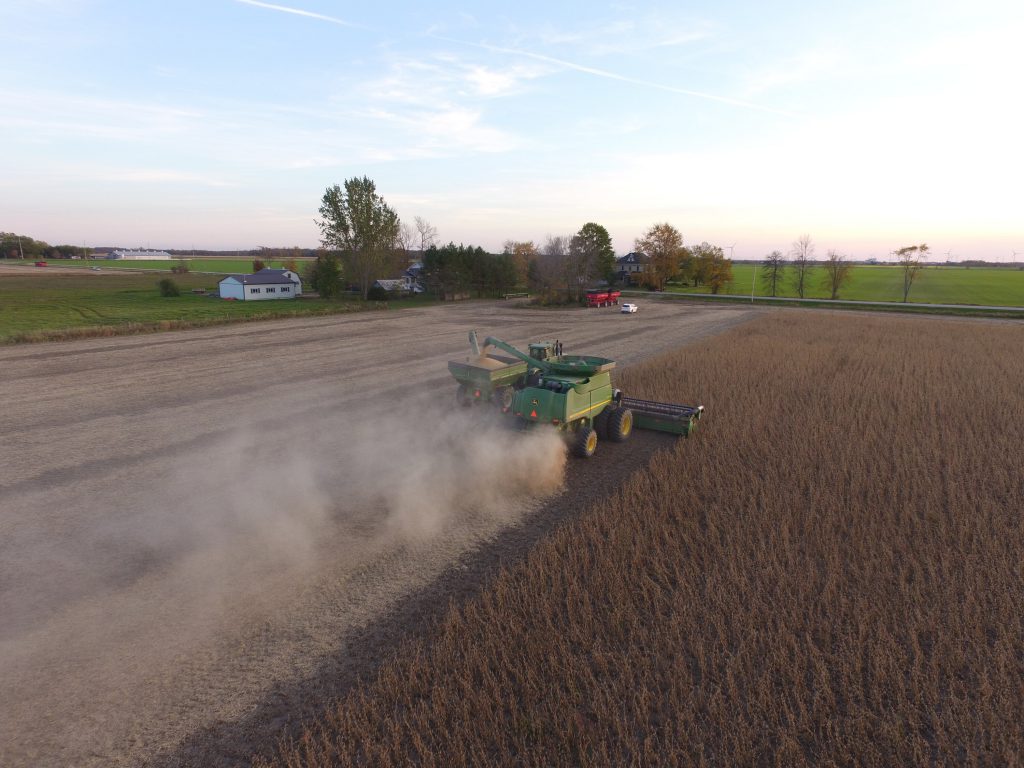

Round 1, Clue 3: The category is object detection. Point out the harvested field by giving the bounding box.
[0,299,756,767]
[266,312,1024,767]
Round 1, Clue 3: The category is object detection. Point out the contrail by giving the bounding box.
[438,36,801,118]
[234,0,356,27]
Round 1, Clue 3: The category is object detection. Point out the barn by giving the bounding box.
[218,268,302,301]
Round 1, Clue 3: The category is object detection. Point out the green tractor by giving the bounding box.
[448,331,703,458]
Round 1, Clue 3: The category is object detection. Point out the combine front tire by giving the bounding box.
[607,407,634,442]
[572,425,598,458]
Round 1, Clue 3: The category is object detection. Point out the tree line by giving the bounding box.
[0,233,92,260]
[760,236,929,302]
[313,177,745,303]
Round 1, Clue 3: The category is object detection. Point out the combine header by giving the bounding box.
[448,331,704,458]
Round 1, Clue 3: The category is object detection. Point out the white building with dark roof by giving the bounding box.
[108,249,172,260]
[218,268,302,301]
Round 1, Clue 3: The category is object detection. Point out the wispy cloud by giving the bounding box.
[233,0,356,27]
[438,37,802,118]
[535,18,712,56]
[95,168,238,187]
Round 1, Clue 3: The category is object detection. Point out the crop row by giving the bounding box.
[265,312,1024,767]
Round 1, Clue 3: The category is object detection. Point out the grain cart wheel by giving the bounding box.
[492,386,514,411]
[455,384,472,408]
[607,407,634,442]
[572,424,598,458]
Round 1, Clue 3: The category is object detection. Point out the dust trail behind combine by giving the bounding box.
[0,399,565,768]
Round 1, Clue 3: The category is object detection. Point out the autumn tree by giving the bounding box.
[895,243,929,302]
[317,177,400,300]
[761,250,786,297]
[502,240,539,287]
[790,234,815,298]
[252,258,266,272]
[822,249,853,300]
[635,223,684,290]
[688,242,732,294]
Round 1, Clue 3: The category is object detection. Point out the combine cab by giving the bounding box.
[447,331,704,458]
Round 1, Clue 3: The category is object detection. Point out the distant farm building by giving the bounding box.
[616,252,648,284]
[373,275,423,295]
[107,249,173,260]
[218,268,302,301]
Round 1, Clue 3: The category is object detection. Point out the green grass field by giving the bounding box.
[4,257,309,273]
[0,271,414,342]
[667,264,1024,307]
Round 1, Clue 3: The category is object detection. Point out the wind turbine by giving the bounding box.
[1012,250,1020,265]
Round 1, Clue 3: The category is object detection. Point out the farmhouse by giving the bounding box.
[616,252,647,284]
[108,249,172,260]
[218,268,302,301]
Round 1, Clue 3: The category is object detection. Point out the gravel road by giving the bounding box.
[0,300,758,767]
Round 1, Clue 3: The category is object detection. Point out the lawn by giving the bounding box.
[666,264,1024,306]
[0,271,414,342]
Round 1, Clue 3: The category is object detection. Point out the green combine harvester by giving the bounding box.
[447,331,704,458]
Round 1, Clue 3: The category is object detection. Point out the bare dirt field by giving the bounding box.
[0,299,758,767]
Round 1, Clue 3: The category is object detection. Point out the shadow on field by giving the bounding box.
[153,430,679,768]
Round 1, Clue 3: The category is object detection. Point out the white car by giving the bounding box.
[621,303,638,313]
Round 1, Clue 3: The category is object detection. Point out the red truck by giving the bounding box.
[585,288,621,307]
[34,261,48,267]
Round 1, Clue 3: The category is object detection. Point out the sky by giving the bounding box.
[2,0,1022,261]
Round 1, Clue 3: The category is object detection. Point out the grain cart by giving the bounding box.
[448,331,704,458]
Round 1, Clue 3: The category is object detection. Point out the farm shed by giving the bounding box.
[218,270,301,301]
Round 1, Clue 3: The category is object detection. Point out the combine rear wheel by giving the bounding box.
[572,425,598,458]
[455,384,472,408]
[492,386,514,411]
[607,407,634,442]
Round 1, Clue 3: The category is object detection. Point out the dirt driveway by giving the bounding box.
[0,300,758,767]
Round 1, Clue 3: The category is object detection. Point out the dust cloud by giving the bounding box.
[0,397,566,766]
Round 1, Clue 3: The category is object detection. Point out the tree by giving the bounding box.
[687,242,731,294]
[415,216,438,252]
[634,223,684,290]
[705,249,734,295]
[895,243,929,302]
[821,249,853,300]
[502,240,539,286]
[308,251,344,298]
[688,241,720,288]
[761,250,786,297]
[572,222,615,285]
[317,177,400,300]
[397,221,416,256]
[790,234,815,298]
[252,258,266,272]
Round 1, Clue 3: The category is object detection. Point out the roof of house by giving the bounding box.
[374,278,410,290]
[617,252,647,264]
[219,272,299,285]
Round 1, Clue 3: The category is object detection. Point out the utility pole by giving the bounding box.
[18,236,25,260]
